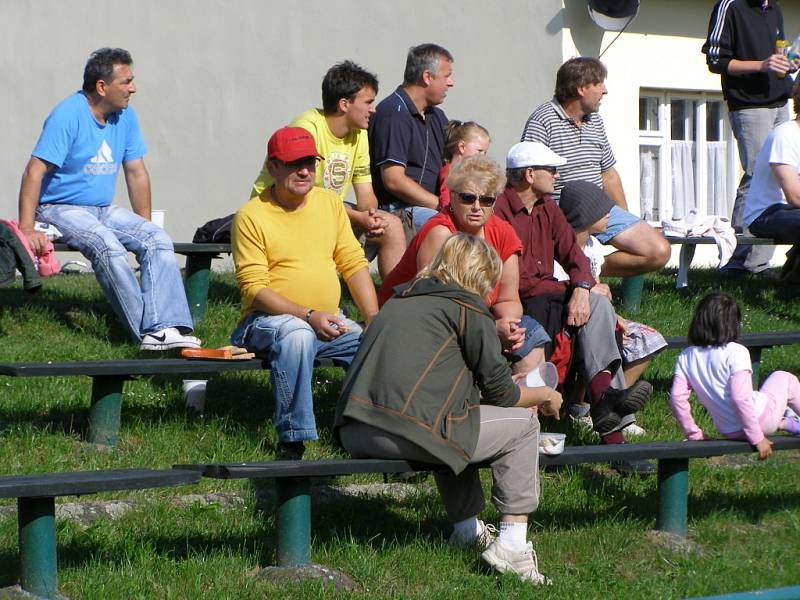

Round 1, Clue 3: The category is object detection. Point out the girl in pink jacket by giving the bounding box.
[668,292,800,460]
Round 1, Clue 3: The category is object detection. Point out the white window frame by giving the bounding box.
[639,90,738,222]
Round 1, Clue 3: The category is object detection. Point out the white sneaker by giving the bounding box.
[140,327,202,351]
[481,539,551,585]
[448,520,497,550]
[623,422,647,438]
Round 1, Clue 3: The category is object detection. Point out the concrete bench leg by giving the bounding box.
[88,376,124,446]
[275,477,311,566]
[676,243,697,289]
[656,458,689,537]
[184,255,214,325]
[18,496,58,599]
[620,275,644,313]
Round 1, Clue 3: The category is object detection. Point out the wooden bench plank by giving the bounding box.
[176,437,800,479]
[0,468,200,499]
[0,357,264,377]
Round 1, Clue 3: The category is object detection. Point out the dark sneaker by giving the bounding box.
[601,381,653,417]
[589,398,621,435]
[277,441,306,461]
[610,458,657,476]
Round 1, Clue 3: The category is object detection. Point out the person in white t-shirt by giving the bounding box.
[743,80,800,247]
[669,292,800,460]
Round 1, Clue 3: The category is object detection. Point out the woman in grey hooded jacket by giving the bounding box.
[335,233,562,585]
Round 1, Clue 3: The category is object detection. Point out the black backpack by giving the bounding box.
[192,214,234,243]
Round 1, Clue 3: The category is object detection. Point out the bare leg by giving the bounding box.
[600,221,671,277]
[623,357,652,387]
[374,210,406,278]
[511,346,545,376]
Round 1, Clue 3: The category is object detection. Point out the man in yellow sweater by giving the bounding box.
[231,127,379,459]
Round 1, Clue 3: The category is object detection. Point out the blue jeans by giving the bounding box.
[231,312,363,442]
[749,204,800,244]
[37,203,193,341]
[725,105,788,272]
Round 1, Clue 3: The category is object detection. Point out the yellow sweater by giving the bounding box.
[232,187,367,316]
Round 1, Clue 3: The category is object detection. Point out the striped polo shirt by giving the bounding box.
[520,99,615,201]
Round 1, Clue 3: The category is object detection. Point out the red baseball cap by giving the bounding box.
[267,127,323,162]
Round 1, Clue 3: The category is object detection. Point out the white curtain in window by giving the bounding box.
[671,140,695,219]
[706,141,728,216]
[639,147,657,221]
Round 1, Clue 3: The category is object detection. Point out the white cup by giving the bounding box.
[151,209,166,229]
[525,362,559,389]
[183,379,207,413]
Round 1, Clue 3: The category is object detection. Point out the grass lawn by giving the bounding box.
[0,268,799,599]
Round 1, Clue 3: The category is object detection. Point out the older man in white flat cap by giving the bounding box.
[494,141,655,475]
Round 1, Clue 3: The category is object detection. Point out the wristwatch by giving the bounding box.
[305,309,315,323]
[573,280,592,290]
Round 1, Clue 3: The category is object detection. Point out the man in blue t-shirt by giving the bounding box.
[18,48,200,350]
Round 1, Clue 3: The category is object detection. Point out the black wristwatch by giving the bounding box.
[573,280,592,290]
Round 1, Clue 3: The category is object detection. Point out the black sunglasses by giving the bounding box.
[455,192,496,207]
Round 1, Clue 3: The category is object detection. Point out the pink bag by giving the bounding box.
[0,219,61,277]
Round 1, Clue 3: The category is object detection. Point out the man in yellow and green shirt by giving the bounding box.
[251,61,405,277]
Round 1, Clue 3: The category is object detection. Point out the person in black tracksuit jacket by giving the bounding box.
[702,0,795,274]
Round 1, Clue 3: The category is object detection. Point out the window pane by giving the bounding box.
[639,145,660,221]
[706,101,723,141]
[670,99,697,141]
[639,97,659,131]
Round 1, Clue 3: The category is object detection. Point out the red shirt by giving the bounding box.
[437,163,452,210]
[493,187,594,299]
[378,209,523,306]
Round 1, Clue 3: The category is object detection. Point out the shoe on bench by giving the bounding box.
[140,327,201,351]
[602,380,653,417]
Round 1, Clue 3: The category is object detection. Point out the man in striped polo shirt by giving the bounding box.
[521,57,670,278]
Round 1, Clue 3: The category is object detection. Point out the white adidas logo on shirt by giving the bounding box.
[84,140,119,175]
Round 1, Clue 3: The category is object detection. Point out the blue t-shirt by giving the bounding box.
[32,92,147,206]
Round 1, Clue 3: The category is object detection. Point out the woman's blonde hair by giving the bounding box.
[417,233,502,298]
[445,155,506,197]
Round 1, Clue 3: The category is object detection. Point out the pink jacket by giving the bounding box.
[0,220,60,277]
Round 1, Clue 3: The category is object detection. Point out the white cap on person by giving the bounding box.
[506,142,567,169]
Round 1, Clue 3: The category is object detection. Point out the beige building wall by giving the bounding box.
[0,0,564,249]
[561,0,800,267]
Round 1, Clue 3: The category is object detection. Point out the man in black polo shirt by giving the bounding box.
[369,43,453,236]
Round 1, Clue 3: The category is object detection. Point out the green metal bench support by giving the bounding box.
[619,274,644,312]
[88,376,126,446]
[1,469,201,600]
[276,478,312,566]
[183,254,214,325]
[18,496,58,599]
[656,458,689,537]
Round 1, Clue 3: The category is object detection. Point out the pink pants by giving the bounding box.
[725,371,800,440]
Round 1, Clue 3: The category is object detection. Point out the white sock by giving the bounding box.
[498,521,528,550]
[452,516,481,541]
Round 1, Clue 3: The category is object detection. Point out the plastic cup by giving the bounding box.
[183,379,207,413]
[524,362,559,389]
[151,209,166,229]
